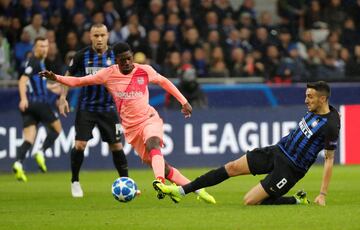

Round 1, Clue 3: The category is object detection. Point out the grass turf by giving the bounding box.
[0,166,359,230]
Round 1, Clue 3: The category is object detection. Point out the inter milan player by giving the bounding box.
[13,37,62,182]
[40,41,215,204]
[155,81,340,206]
[57,24,128,198]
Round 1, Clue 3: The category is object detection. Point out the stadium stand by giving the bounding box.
[1,0,360,86]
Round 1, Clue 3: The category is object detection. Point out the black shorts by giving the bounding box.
[75,110,122,144]
[246,145,306,197]
[21,102,59,127]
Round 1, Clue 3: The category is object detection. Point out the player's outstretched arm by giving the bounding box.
[40,68,109,87]
[314,149,335,206]
[155,75,192,118]
[57,71,71,117]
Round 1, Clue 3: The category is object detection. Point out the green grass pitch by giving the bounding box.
[1,166,360,230]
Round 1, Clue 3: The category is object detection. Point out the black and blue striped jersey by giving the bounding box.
[67,46,115,112]
[23,56,48,103]
[278,105,340,172]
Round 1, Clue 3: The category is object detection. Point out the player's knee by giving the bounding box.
[145,137,161,152]
[243,195,257,206]
[225,161,240,177]
[75,141,87,151]
[109,142,123,151]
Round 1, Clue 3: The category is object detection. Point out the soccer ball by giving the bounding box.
[112,177,137,203]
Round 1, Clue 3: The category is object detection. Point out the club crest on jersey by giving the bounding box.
[106,58,112,66]
[311,119,319,128]
[137,77,144,85]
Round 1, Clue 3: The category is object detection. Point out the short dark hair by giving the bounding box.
[34,36,47,45]
[90,23,108,31]
[307,81,331,99]
[113,42,131,56]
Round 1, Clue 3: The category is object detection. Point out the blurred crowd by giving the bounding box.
[1,0,360,83]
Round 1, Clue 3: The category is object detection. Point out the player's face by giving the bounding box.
[305,88,323,113]
[90,26,109,52]
[34,39,49,59]
[116,51,134,74]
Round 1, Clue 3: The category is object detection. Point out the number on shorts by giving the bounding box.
[276,178,287,189]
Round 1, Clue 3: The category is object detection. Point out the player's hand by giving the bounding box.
[57,97,70,117]
[314,194,326,206]
[39,70,57,81]
[19,99,28,112]
[181,102,192,118]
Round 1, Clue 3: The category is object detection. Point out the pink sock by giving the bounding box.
[150,149,165,183]
[166,167,191,186]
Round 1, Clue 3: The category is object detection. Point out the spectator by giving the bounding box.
[45,42,64,74]
[13,0,37,26]
[6,17,22,47]
[340,18,359,52]
[277,0,306,38]
[166,63,208,109]
[303,0,324,30]
[179,0,193,20]
[145,29,162,66]
[263,45,281,82]
[277,45,308,82]
[162,51,182,78]
[157,30,180,65]
[193,46,209,78]
[38,0,52,26]
[103,0,120,28]
[151,14,166,32]
[209,46,229,78]
[317,54,345,80]
[323,0,347,31]
[194,0,216,30]
[14,30,33,70]
[321,31,342,58]
[182,27,202,53]
[166,0,179,15]
[126,23,147,53]
[0,32,12,80]
[121,14,146,40]
[297,30,318,60]
[71,12,89,39]
[214,0,234,22]
[343,45,360,78]
[109,19,124,45]
[142,0,164,29]
[23,13,47,44]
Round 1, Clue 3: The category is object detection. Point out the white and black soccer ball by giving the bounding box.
[112,177,137,203]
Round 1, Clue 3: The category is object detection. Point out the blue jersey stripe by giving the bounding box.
[278,112,331,171]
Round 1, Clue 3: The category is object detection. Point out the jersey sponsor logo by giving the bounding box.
[299,118,313,138]
[25,66,33,75]
[85,66,105,75]
[115,91,144,99]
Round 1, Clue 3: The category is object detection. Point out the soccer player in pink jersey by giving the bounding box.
[40,42,215,204]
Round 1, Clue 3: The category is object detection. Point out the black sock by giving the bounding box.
[183,166,230,194]
[41,129,59,152]
[112,149,128,177]
[71,148,84,183]
[260,196,297,205]
[16,141,32,163]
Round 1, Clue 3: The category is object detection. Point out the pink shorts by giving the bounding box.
[124,114,163,164]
